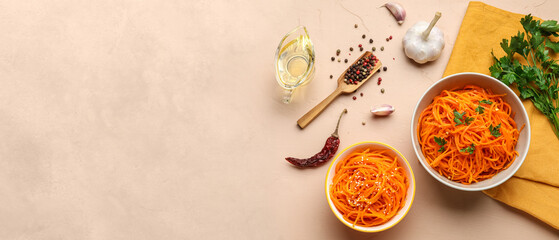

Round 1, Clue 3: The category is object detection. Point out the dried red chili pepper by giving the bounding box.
[285,109,347,168]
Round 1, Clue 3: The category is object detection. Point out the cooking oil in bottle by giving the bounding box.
[274,26,315,104]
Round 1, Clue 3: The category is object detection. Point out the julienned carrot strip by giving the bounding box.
[330,148,409,227]
[418,85,521,184]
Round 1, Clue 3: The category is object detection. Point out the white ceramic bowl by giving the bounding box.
[410,72,531,191]
[325,141,416,232]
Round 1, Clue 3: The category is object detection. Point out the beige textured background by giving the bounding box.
[0,0,557,239]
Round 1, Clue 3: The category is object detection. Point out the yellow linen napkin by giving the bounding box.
[443,1,559,229]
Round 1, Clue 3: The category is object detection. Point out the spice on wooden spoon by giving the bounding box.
[297,51,383,129]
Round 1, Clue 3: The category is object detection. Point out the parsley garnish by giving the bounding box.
[434,136,447,152]
[454,110,474,126]
[464,116,474,125]
[489,123,502,137]
[479,99,493,105]
[475,105,485,114]
[490,14,559,139]
[453,110,465,125]
[460,144,476,155]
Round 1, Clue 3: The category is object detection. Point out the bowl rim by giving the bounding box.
[324,141,416,232]
[410,72,531,191]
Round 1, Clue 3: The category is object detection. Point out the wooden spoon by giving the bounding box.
[297,51,382,129]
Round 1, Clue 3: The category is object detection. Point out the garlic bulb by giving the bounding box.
[403,12,444,64]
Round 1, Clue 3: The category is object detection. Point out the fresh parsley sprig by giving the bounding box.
[489,123,502,137]
[434,136,447,152]
[490,14,559,139]
[453,110,474,126]
[460,144,476,155]
[475,105,485,114]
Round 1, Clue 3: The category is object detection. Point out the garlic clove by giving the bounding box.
[371,104,395,116]
[382,2,406,25]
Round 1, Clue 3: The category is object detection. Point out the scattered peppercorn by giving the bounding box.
[350,47,353,51]
[336,49,341,56]
[359,47,363,51]
[389,35,393,40]
[383,66,387,71]
[344,59,348,63]
[386,37,389,41]
[331,57,335,61]
[377,77,382,85]
[354,24,358,28]
[358,44,362,48]
[362,121,366,125]
[338,59,341,62]
[353,96,357,100]
[369,39,373,43]
[362,34,366,39]
[372,47,376,51]
[330,75,333,79]
[381,46,385,51]
[360,92,363,97]
[381,88,385,93]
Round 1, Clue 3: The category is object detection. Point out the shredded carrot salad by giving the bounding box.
[330,148,409,227]
[418,85,522,184]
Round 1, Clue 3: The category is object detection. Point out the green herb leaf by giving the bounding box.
[539,19,559,36]
[521,14,537,34]
[434,136,447,146]
[434,136,447,153]
[453,110,465,125]
[453,110,474,126]
[489,124,502,137]
[464,117,474,125]
[479,99,493,105]
[546,40,559,53]
[460,144,476,155]
[475,105,485,114]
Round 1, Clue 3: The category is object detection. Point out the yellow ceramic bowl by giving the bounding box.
[410,72,531,191]
[325,141,416,232]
